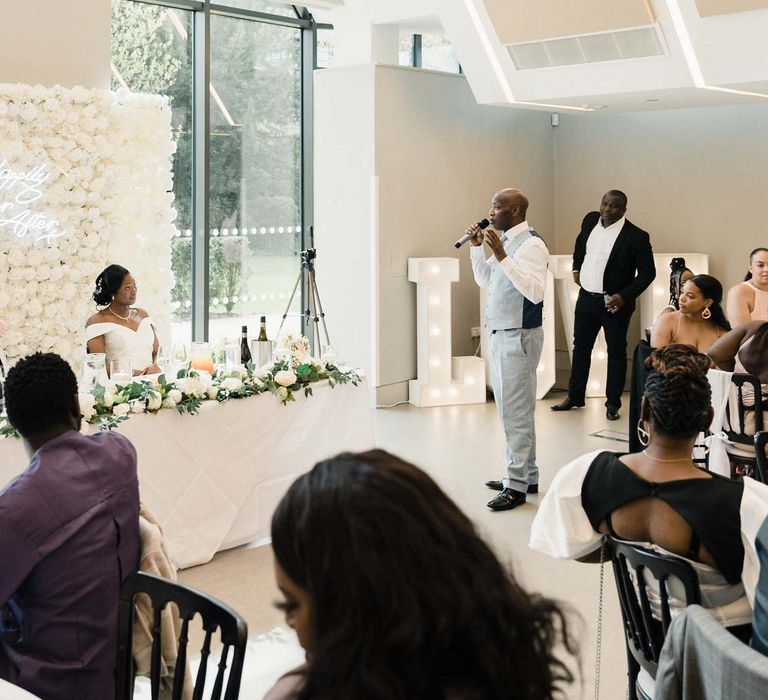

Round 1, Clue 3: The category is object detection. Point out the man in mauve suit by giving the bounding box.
[552,190,655,420]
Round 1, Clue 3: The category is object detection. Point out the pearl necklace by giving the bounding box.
[642,449,692,464]
[108,305,131,321]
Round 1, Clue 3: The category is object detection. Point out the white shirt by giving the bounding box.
[469,221,549,303]
[578,215,625,293]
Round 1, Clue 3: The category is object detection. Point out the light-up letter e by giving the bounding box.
[408,258,486,407]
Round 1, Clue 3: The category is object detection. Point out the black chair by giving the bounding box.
[116,571,248,700]
[725,373,764,476]
[754,431,768,485]
[607,537,701,700]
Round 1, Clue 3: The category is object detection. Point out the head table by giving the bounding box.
[0,378,374,569]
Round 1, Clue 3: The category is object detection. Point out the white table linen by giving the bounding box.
[0,679,41,700]
[0,378,374,568]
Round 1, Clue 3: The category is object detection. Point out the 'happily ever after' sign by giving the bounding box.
[0,158,66,244]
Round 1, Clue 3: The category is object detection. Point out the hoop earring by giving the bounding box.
[702,307,712,320]
[637,419,650,447]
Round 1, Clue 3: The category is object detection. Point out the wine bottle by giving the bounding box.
[258,315,268,341]
[240,325,252,364]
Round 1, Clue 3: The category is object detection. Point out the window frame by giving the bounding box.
[123,0,328,341]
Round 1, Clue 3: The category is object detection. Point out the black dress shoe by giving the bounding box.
[551,397,586,411]
[487,488,526,511]
[485,480,538,494]
[606,406,620,421]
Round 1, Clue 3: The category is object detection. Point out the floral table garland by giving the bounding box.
[0,335,360,439]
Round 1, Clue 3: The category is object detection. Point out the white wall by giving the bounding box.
[315,64,555,402]
[553,103,768,291]
[551,103,768,379]
[0,0,111,88]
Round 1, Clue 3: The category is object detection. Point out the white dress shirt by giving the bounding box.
[578,216,625,293]
[469,220,549,303]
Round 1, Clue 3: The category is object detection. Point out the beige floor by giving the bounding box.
[179,391,630,699]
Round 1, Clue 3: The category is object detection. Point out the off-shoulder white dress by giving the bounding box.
[85,318,155,373]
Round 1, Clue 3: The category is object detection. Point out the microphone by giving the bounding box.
[454,218,490,249]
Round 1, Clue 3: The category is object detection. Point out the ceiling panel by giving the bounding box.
[484,0,655,44]
[695,0,768,17]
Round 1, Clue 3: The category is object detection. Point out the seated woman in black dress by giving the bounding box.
[531,344,751,628]
[266,449,577,700]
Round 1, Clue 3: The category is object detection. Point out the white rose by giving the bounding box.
[221,377,243,392]
[274,370,297,387]
[277,386,289,400]
[161,397,177,409]
[129,400,145,414]
[168,389,182,403]
[207,387,219,400]
[112,402,130,417]
[102,388,115,408]
[147,393,162,411]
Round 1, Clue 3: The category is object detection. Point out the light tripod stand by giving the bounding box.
[277,248,331,354]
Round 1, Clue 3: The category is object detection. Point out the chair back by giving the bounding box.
[116,571,248,700]
[754,431,768,485]
[607,537,701,698]
[726,373,764,447]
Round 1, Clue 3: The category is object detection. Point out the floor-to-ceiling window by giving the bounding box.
[111,0,320,347]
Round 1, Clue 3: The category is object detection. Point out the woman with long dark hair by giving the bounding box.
[727,248,768,325]
[266,449,577,700]
[650,274,730,352]
[85,264,160,376]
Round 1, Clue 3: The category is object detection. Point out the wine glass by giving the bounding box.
[170,342,188,376]
[110,358,133,385]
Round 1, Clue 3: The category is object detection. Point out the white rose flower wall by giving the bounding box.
[0,83,175,370]
[0,85,361,437]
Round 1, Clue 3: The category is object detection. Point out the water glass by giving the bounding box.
[224,342,240,370]
[156,349,170,376]
[110,358,133,385]
[81,352,108,390]
[273,346,291,365]
[321,345,338,365]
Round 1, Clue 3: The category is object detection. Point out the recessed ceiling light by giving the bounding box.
[646,98,659,102]
[581,104,608,110]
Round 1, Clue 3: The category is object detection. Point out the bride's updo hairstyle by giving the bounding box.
[93,265,130,306]
[643,344,712,439]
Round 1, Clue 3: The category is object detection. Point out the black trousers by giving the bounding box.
[568,288,634,408]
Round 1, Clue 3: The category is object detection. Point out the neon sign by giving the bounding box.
[0,158,66,244]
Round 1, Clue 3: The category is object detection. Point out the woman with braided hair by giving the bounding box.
[531,344,752,630]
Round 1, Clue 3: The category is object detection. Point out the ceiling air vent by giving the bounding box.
[507,26,665,70]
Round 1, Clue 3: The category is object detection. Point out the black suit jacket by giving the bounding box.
[572,211,656,306]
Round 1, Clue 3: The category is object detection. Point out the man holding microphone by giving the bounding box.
[466,188,549,511]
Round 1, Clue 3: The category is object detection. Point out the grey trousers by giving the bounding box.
[488,327,543,493]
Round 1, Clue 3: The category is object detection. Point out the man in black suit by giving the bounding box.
[552,190,655,420]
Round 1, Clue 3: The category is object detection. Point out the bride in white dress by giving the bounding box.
[85,265,160,376]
